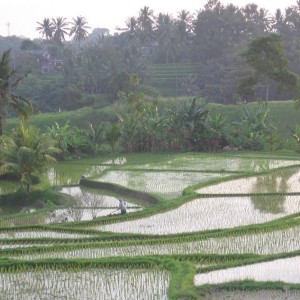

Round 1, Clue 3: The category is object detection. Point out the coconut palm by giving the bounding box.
[36,18,54,39]
[176,10,192,60]
[69,16,90,45]
[0,122,60,194]
[52,17,69,45]
[117,16,139,42]
[0,49,32,136]
[155,13,175,63]
[138,6,155,44]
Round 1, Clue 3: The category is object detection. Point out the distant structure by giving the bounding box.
[88,28,110,41]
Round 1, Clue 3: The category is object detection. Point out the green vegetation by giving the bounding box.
[1,2,300,297]
[1,153,300,299]
[0,122,60,194]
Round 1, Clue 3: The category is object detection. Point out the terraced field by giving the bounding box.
[1,152,300,299]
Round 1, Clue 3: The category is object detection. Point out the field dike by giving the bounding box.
[1,153,300,299]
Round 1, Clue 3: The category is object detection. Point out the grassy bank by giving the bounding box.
[5,100,300,138]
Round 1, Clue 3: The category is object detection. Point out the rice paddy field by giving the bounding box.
[1,152,300,299]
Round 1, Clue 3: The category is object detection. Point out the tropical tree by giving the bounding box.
[231,102,279,150]
[0,49,32,135]
[155,13,176,63]
[175,10,192,62]
[36,18,54,39]
[52,17,69,45]
[171,98,210,151]
[117,16,139,42]
[87,122,106,154]
[0,122,60,194]
[138,6,155,44]
[105,122,121,152]
[118,76,145,152]
[69,16,90,45]
[242,4,273,36]
[238,34,300,103]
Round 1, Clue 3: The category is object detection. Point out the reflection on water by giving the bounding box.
[49,186,142,224]
[48,207,142,224]
[195,256,300,285]
[250,168,300,214]
[59,186,138,207]
[251,194,286,214]
[45,157,127,186]
[102,157,127,165]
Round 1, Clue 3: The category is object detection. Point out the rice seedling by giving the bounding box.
[12,226,300,261]
[1,153,300,298]
[0,180,20,195]
[195,256,300,285]
[200,290,300,300]
[0,244,51,250]
[93,195,300,235]
[0,268,170,300]
[0,211,49,227]
[0,230,91,239]
[125,155,300,172]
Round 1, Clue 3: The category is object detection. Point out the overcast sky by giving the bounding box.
[0,0,298,39]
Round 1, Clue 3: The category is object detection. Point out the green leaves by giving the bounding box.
[0,49,33,135]
[0,122,60,193]
[238,34,300,102]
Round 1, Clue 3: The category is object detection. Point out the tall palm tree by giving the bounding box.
[36,18,54,39]
[138,6,155,44]
[118,16,139,42]
[272,9,286,34]
[52,17,69,45]
[155,13,175,63]
[0,122,60,194]
[69,16,90,45]
[0,49,32,136]
[176,10,192,62]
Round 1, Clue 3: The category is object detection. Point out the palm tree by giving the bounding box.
[0,122,60,194]
[272,9,287,34]
[36,18,54,39]
[52,17,69,45]
[117,16,139,42]
[138,6,155,44]
[155,13,175,63]
[176,10,192,61]
[69,16,90,45]
[0,49,32,136]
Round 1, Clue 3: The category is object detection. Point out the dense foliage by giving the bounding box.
[1,0,300,113]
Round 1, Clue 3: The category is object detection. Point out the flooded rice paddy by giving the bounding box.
[1,153,300,297]
[13,226,300,260]
[197,167,300,194]
[0,268,170,300]
[96,170,227,198]
[195,256,300,285]
[94,195,300,234]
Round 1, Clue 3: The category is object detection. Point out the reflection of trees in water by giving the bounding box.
[47,167,80,186]
[250,168,299,214]
[50,190,106,223]
[249,160,271,172]
[72,191,105,219]
[251,194,286,214]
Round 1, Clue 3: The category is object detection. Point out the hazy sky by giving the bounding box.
[0,0,298,39]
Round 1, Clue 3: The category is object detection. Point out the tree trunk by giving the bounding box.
[265,79,270,104]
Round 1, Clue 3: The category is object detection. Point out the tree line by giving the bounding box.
[1,0,300,112]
